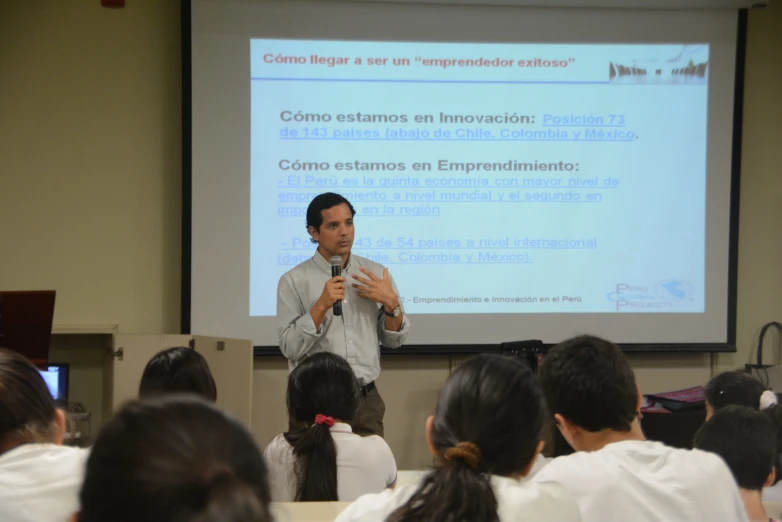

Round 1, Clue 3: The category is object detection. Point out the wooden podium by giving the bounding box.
[0,290,56,365]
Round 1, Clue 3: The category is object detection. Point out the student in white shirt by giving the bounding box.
[532,335,749,522]
[73,396,273,522]
[336,354,582,522]
[704,371,782,504]
[763,403,782,504]
[528,420,577,479]
[0,348,89,522]
[264,351,396,501]
[694,406,781,522]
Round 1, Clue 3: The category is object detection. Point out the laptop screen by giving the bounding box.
[39,364,69,401]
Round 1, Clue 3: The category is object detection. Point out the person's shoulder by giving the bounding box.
[531,448,624,494]
[496,479,581,521]
[681,446,726,466]
[0,443,89,490]
[0,443,87,465]
[358,434,392,449]
[526,454,553,479]
[60,445,90,465]
[335,485,415,522]
[533,451,595,482]
[51,445,90,482]
[264,434,294,463]
[531,480,579,503]
[652,442,726,469]
[351,434,395,461]
[611,441,737,489]
[673,446,737,481]
[265,433,292,451]
[279,256,316,281]
[662,446,748,518]
[764,480,782,503]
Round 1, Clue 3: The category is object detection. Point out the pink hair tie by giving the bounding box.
[314,414,335,427]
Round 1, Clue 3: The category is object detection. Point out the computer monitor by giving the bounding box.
[39,363,69,401]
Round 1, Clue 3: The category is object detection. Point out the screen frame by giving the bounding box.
[180,0,746,355]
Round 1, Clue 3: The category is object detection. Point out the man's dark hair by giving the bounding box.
[539,335,637,432]
[139,347,217,402]
[306,192,356,243]
[704,371,765,412]
[694,405,777,491]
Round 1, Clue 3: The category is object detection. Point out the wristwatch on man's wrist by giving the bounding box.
[384,304,402,317]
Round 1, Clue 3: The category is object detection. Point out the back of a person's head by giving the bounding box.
[703,371,782,481]
[138,347,217,402]
[763,402,782,485]
[287,351,360,425]
[77,396,271,522]
[704,370,765,414]
[284,352,360,501]
[694,405,777,491]
[540,335,637,432]
[387,354,544,522]
[0,347,59,449]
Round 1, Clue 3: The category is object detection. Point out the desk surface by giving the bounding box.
[270,471,428,522]
[272,502,350,522]
[272,500,782,522]
[270,489,782,521]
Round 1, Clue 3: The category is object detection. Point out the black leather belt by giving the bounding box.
[361,381,376,396]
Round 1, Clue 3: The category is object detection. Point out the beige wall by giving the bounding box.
[0,1,181,333]
[721,5,782,371]
[4,1,782,468]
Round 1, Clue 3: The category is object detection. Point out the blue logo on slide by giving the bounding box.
[654,279,695,302]
[606,281,692,311]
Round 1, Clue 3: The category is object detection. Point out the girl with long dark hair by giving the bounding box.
[264,352,397,501]
[335,354,580,522]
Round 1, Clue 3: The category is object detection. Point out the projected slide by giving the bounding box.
[250,40,708,317]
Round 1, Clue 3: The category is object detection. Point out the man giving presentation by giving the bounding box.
[276,192,410,437]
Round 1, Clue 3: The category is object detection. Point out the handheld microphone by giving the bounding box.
[330,255,342,316]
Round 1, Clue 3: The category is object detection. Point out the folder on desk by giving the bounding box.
[645,386,705,412]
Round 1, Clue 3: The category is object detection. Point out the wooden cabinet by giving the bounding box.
[50,327,254,443]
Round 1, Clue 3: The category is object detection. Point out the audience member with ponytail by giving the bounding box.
[335,354,581,522]
[74,396,272,522]
[704,370,768,420]
[0,348,89,522]
[704,371,782,504]
[264,352,396,501]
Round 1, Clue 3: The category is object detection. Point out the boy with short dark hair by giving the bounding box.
[695,405,780,522]
[533,335,748,522]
